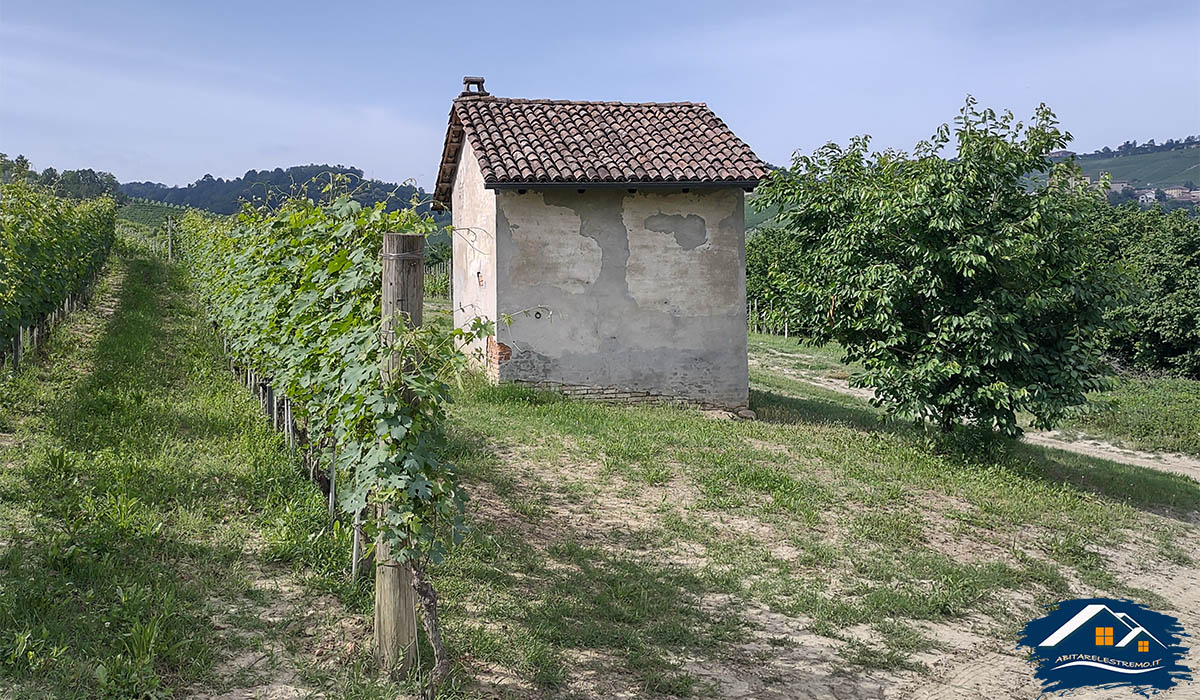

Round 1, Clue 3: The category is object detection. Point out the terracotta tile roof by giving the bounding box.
[434,94,769,209]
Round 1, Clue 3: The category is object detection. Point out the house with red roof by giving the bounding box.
[433,77,768,411]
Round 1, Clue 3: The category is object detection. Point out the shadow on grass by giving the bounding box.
[751,386,896,434]
[434,402,746,696]
[46,252,239,453]
[750,385,1200,523]
[436,523,739,697]
[1009,441,1200,522]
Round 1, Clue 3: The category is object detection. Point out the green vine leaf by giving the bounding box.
[178,185,492,568]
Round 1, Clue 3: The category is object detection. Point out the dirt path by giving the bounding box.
[1022,431,1200,482]
[187,544,366,700]
[466,444,909,699]
[898,529,1200,700]
[467,433,1200,699]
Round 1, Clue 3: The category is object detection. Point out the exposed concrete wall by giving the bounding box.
[493,187,749,409]
[450,139,497,361]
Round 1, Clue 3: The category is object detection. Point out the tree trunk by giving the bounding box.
[410,560,451,696]
[940,407,956,433]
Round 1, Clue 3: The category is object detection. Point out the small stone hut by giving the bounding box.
[433,77,769,410]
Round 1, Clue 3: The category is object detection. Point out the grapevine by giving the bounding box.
[178,183,489,691]
[1,181,116,353]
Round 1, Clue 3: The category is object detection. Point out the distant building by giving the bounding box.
[1138,191,1157,205]
[1162,186,1189,199]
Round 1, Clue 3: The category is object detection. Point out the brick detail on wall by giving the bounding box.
[510,379,748,412]
[486,336,512,381]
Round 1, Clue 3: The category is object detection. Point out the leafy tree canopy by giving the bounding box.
[753,98,1127,435]
[0,154,123,202]
[1100,204,1200,378]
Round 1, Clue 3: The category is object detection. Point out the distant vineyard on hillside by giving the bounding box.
[1067,145,1199,188]
[117,198,188,228]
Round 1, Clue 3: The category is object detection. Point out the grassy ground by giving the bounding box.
[0,240,402,699]
[432,340,1200,695]
[747,331,1200,458]
[747,333,854,376]
[4,255,1198,698]
[1061,377,1200,456]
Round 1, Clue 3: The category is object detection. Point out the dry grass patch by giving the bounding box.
[439,368,1200,697]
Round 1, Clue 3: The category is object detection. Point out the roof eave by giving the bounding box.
[431,106,468,212]
[484,179,763,190]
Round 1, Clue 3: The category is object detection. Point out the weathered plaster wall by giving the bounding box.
[493,187,749,408]
[450,140,497,361]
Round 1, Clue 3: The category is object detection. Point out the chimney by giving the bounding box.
[461,76,488,97]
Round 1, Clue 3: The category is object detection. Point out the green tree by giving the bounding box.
[120,164,444,223]
[1100,204,1200,377]
[753,98,1126,435]
[55,168,120,199]
[0,153,33,183]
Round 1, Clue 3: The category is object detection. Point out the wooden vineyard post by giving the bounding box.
[167,218,174,263]
[285,399,295,450]
[375,232,423,676]
[11,328,20,373]
[351,507,364,579]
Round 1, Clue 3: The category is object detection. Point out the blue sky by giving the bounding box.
[1,1,1197,189]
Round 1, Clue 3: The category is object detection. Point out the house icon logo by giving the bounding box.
[1018,598,1192,695]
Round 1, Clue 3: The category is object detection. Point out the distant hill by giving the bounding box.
[1049,138,1199,188]
[120,164,447,223]
[1074,148,1199,188]
[744,194,777,232]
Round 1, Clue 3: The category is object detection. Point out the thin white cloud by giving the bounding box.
[0,23,441,186]
[1,3,1195,189]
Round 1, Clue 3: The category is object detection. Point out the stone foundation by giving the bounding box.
[510,379,750,414]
